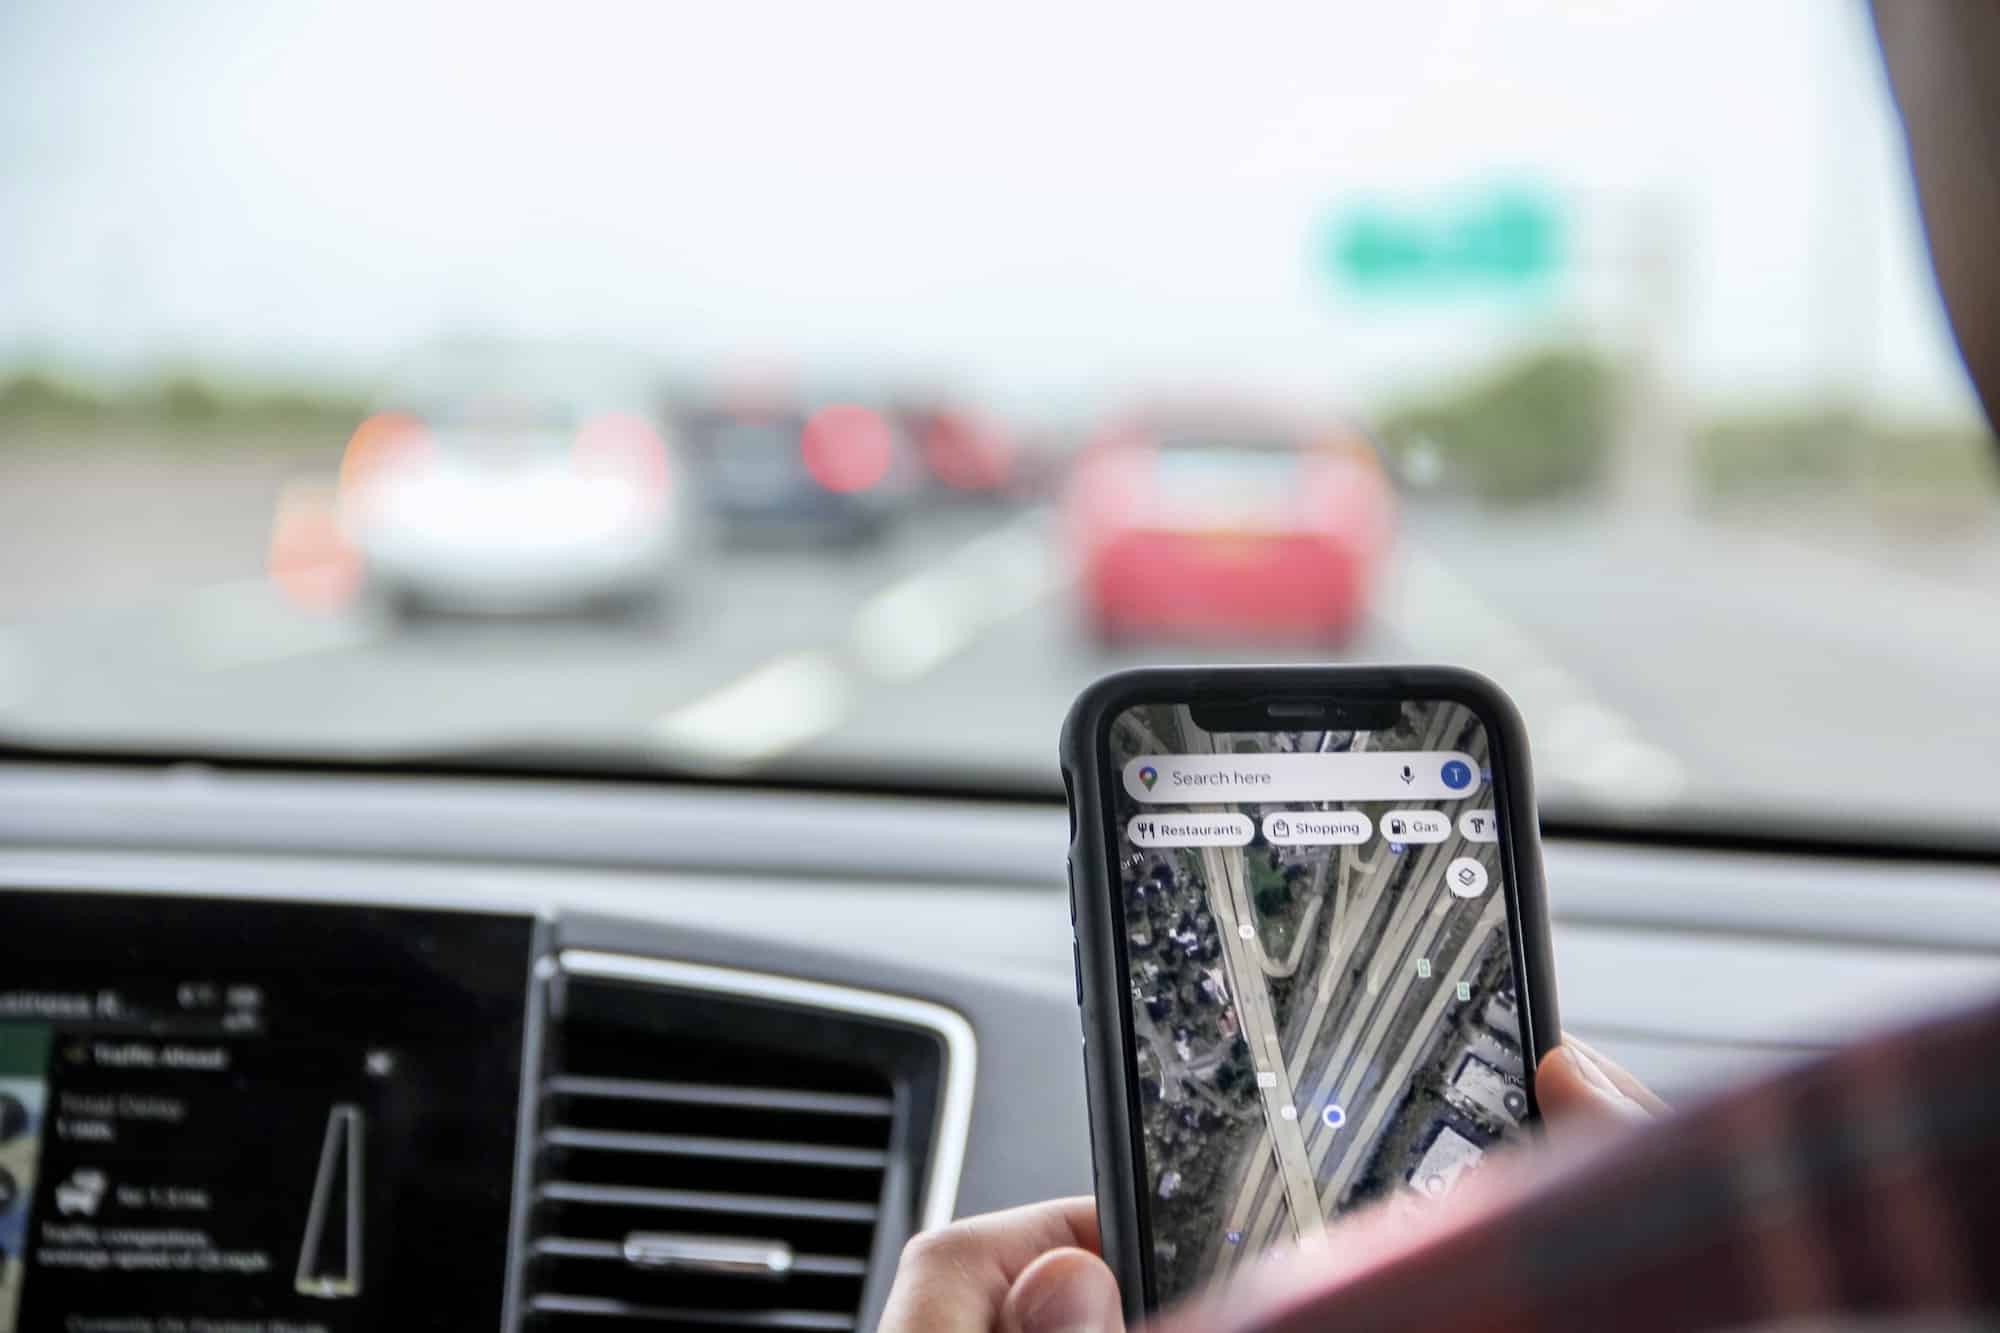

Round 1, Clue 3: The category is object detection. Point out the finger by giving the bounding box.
[878,1198,1102,1333]
[1536,1039,1654,1125]
[1562,1033,1670,1113]
[1001,1247,1126,1333]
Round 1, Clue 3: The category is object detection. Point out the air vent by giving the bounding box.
[519,952,974,1333]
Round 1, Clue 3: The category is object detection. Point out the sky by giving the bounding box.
[0,0,1982,422]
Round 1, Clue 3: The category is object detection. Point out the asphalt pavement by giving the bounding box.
[3,448,1999,830]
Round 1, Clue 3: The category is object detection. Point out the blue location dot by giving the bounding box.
[1322,1104,1346,1130]
[1389,842,1406,855]
[1440,760,1473,791]
[1225,1230,1244,1246]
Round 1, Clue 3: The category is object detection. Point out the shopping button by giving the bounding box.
[1380,810,1450,844]
[1262,811,1373,846]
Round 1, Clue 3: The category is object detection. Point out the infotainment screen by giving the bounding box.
[0,892,539,1333]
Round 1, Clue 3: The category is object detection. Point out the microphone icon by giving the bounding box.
[1399,764,1414,784]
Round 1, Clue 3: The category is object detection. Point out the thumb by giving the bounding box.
[1001,1246,1126,1333]
[1536,1037,1655,1125]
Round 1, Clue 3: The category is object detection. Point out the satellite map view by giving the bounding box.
[1110,700,1529,1303]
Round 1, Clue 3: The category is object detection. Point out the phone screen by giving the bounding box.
[1105,697,1530,1304]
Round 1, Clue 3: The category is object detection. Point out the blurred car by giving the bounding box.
[1064,408,1395,646]
[338,348,690,617]
[681,398,913,546]
[896,400,1019,500]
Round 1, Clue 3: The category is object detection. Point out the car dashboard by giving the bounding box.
[3,759,1999,1332]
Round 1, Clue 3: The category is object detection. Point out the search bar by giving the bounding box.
[1123,751,1481,803]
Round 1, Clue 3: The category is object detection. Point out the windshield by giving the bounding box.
[1156,444,1299,488]
[2,2,1993,835]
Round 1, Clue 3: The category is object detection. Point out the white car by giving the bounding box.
[340,349,692,617]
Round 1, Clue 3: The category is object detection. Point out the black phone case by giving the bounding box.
[1058,664,1560,1322]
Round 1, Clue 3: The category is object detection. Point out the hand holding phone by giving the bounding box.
[1060,666,1559,1320]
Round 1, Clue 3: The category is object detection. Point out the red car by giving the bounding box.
[1064,409,1394,646]
[898,401,1019,499]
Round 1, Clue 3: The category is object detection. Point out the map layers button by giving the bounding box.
[1445,856,1490,898]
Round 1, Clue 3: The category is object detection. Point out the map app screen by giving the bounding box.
[1107,698,1529,1304]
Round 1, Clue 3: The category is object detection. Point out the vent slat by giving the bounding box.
[526,973,921,1332]
[532,1237,868,1278]
[547,1075,893,1119]
[529,1294,855,1330]
[544,1127,888,1171]
[537,1181,880,1224]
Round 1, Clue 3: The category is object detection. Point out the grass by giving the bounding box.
[0,367,367,447]
[1694,408,1998,507]
[1376,346,1618,503]
[1377,345,1995,510]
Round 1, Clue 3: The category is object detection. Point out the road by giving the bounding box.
[1321,899,1505,1204]
[5,447,2000,835]
[1208,704,1464,1256]
[1178,716,1323,1241]
[1208,706,1496,1264]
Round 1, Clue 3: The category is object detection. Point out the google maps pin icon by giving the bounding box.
[1138,765,1158,791]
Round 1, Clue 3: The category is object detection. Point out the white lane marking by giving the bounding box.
[849,509,1066,681]
[176,579,383,673]
[651,650,851,765]
[1378,544,1687,808]
[849,570,968,681]
[654,507,1070,762]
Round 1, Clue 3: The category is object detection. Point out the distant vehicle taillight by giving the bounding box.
[338,411,435,501]
[920,411,1014,492]
[800,404,893,493]
[573,412,671,505]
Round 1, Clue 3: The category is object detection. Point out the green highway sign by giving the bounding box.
[1323,185,1564,296]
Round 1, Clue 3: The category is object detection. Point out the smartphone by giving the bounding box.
[1060,666,1559,1320]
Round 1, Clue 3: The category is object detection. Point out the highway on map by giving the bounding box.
[1179,716,1324,1241]
[1166,703,1507,1270]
